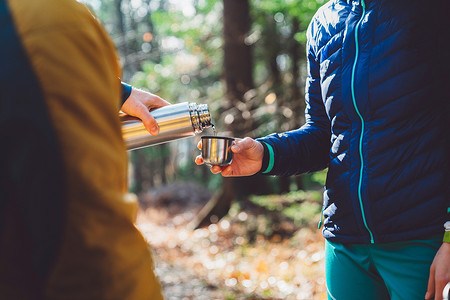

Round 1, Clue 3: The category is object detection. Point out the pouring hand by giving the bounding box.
[120,87,170,136]
[195,137,264,177]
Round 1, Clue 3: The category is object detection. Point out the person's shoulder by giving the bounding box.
[307,0,350,50]
[7,0,97,37]
[311,0,349,31]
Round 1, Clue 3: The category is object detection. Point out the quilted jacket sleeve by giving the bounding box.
[257,20,331,176]
[120,81,132,107]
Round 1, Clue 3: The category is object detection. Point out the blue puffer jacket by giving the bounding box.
[257,0,449,244]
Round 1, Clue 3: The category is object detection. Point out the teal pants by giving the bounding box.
[325,235,442,300]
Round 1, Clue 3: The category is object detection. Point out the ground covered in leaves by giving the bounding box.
[135,182,327,300]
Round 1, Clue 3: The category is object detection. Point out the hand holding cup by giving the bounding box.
[195,136,265,177]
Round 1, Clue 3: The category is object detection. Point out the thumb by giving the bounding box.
[136,106,159,136]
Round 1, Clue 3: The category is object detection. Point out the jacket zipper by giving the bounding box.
[351,0,375,243]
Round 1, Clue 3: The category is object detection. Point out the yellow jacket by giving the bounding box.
[0,0,163,299]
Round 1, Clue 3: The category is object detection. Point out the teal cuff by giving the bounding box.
[262,142,275,174]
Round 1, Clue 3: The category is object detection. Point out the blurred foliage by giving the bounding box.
[249,190,323,227]
[80,0,328,196]
[131,1,223,106]
[311,169,327,186]
[255,0,326,44]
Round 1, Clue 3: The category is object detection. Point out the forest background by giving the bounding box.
[81,0,328,299]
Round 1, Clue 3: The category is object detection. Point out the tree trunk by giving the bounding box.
[264,15,289,193]
[291,18,301,109]
[290,18,306,192]
[192,0,271,229]
[279,177,290,194]
[223,0,253,113]
[114,0,129,79]
[289,17,305,129]
[160,144,168,185]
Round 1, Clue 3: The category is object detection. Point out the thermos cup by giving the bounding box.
[201,136,235,166]
[121,102,212,150]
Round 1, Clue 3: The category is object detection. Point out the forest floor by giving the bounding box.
[135,182,327,300]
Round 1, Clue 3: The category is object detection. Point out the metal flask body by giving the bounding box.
[121,102,212,150]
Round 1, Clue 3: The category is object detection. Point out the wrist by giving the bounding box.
[444,232,450,243]
[443,221,450,243]
[259,142,270,173]
[258,141,275,174]
[120,82,133,107]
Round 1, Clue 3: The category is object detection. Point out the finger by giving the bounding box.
[197,140,202,150]
[435,278,447,300]
[221,165,233,177]
[210,165,223,174]
[231,137,253,153]
[425,264,436,300]
[195,155,204,165]
[148,94,171,108]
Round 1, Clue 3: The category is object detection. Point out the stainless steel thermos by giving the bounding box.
[121,102,212,150]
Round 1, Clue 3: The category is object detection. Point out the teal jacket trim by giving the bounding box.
[261,142,275,174]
